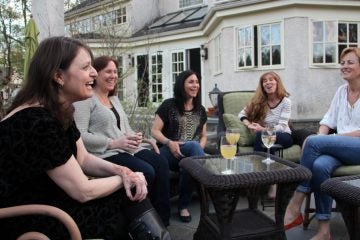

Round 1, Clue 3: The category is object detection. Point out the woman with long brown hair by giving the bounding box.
[239,71,293,152]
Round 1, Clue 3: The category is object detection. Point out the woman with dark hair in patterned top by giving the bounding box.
[151,69,207,222]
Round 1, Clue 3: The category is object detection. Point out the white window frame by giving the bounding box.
[92,15,102,31]
[116,7,127,24]
[310,20,360,66]
[257,22,283,68]
[171,50,185,85]
[150,53,163,103]
[213,34,222,74]
[235,21,283,70]
[310,20,338,65]
[236,25,254,69]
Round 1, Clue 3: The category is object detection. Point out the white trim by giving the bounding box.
[213,33,222,75]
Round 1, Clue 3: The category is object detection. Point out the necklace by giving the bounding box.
[346,86,360,121]
[347,86,360,106]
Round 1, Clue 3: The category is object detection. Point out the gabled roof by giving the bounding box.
[131,5,208,38]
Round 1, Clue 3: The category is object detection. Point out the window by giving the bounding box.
[214,34,222,73]
[78,18,91,33]
[116,7,127,24]
[102,12,115,26]
[338,22,359,61]
[171,51,185,85]
[179,0,202,8]
[151,54,163,103]
[92,15,102,31]
[237,26,254,68]
[236,22,282,70]
[311,20,337,64]
[117,56,124,101]
[311,20,359,65]
[259,23,282,67]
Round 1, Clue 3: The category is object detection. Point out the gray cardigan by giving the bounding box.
[74,95,143,158]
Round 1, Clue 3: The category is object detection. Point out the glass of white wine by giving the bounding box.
[226,128,241,146]
[261,126,276,164]
[220,134,237,174]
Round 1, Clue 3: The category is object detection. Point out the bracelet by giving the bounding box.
[164,139,170,146]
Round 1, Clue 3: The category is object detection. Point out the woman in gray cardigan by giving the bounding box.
[74,56,170,227]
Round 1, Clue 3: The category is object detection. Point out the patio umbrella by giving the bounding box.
[24,17,39,80]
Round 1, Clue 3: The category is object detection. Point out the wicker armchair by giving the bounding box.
[0,204,82,240]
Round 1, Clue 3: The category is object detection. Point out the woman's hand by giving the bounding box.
[109,133,142,151]
[118,167,148,201]
[168,140,185,159]
[248,122,265,132]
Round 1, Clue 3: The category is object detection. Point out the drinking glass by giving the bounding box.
[226,128,241,145]
[220,134,237,174]
[261,126,276,164]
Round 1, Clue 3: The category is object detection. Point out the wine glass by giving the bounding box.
[261,126,276,164]
[220,134,237,174]
[226,128,241,145]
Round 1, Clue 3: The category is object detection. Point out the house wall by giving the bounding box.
[129,0,160,33]
[202,3,360,120]
[32,0,64,41]
[65,0,360,121]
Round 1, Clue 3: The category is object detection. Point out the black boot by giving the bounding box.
[128,208,171,240]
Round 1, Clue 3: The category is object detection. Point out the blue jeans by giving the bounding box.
[105,149,170,225]
[160,141,205,210]
[253,131,293,154]
[297,135,360,220]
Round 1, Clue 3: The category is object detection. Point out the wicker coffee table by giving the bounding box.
[179,152,311,240]
[321,175,360,240]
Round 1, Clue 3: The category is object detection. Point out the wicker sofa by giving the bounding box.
[217,91,309,163]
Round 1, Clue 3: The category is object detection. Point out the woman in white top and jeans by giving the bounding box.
[284,47,360,240]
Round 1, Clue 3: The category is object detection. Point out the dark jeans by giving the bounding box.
[160,141,205,210]
[253,131,293,154]
[105,149,170,225]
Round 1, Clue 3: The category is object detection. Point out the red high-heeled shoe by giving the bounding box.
[284,214,303,230]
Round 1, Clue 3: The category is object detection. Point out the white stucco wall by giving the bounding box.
[158,0,180,16]
[129,0,160,33]
[202,3,360,120]
[32,0,64,41]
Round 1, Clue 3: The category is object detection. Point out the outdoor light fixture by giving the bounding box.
[208,83,221,115]
[200,45,208,60]
[127,54,134,67]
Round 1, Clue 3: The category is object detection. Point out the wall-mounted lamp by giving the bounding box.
[208,83,221,116]
[127,54,134,67]
[200,45,208,60]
